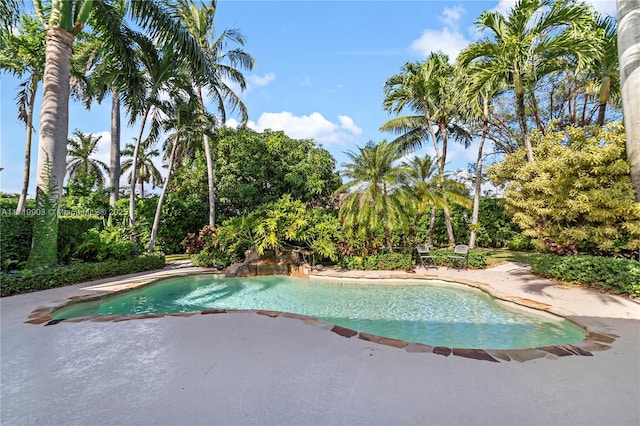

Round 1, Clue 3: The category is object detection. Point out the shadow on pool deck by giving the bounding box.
[1,262,639,425]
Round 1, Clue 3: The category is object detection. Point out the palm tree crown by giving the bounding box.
[458,0,600,162]
[66,130,109,189]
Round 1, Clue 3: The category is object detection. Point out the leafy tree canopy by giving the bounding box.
[172,127,342,221]
[488,123,640,255]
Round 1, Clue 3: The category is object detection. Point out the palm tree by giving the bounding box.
[338,140,406,251]
[66,130,109,189]
[0,15,45,214]
[72,13,144,207]
[24,0,207,268]
[148,94,213,251]
[458,0,599,163]
[456,66,505,248]
[171,0,255,227]
[399,155,470,246]
[590,14,619,127]
[121,140,163,199]
[1,0,19,30]
[617,0,640,201]
[126,36,191,227]
[381,53,471,245]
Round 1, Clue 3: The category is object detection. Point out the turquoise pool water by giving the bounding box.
[53,275,586,349]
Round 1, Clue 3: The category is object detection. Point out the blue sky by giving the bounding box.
[0,0,617,195]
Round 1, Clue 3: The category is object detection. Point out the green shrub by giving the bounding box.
[427,248,487,269]
[0,215,33,271]
[0,215,102,270]
[0,253,165,297]
[338,248,488,271]
[190,251,230,268]
[338,252,414,270]
[73,226,133,262]
[531,254,640,297]
[57,217,105,263]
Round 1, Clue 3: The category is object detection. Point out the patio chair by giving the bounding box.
[416,244,437,270]
[447,244,469,271]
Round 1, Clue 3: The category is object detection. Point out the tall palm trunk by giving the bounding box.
[470,105,489,248]
[515,76,534,163]
[424,109,442,244]
[109,88,121,206]
[149,135,179,252]
[196,86,216,227]
[16,78,37,214]
[128,107,150,226]
[26,28,74,268]
[596,75,611,126]
[438,123,455,246]
[617,0,640,201]
[428,207,437,247]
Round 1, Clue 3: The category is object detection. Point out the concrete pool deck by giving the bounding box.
[1,262,639,425]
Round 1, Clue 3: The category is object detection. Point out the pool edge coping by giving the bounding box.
[23,266,620,363]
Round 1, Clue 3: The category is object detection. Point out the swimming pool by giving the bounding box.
[53,274,586,349]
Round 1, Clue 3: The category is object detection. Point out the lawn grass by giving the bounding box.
[480,248,536,267]
[165,254,190,263]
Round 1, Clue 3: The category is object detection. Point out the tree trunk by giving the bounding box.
[109,88,121,207]
[128,107,150,226]
[196,86,216,227]
[596,75,611,126]
[149,136,179,252]
[16,77,38,214]
[438,123,455,246]
[27,28,74,269]
[617,0,640,201]
[442,205,455,246]
[515,76,534,163]
[469,119,488,249]
[428,206,436,247]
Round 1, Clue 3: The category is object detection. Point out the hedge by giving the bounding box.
[338,249,487,271]
[0,215,103,270]
[531,254,640,297]
[0,253,165,297]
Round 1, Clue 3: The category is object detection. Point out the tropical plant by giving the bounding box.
[338,140,407,251]
[617,0,640,201]
[488,123,640,255]
[172,127,341,221]
[458,0,600,163]
[381,53,471,245]
[121,140,163,199]
[66,130,109,190]
[126,37,192,228]
[72,17,144,207]
[0,14,45,214]
[398,155,470,246]
[171,0,255,227]
[455,61,506,248]
[148,92,213,251]
[24,0,206,268]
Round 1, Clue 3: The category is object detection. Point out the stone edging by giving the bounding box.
[25,271,619,363]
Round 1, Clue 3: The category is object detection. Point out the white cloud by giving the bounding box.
[441,5,465,27]
[338,115,362,135]
[234,111,361,147]
[225,118,242,129]
[409,6,471,62]
[247,72,276,88]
